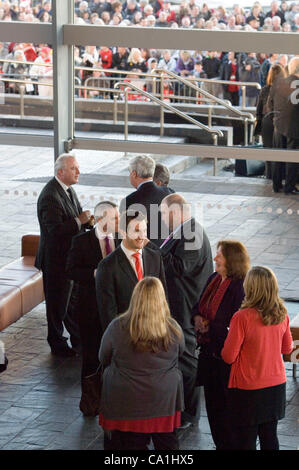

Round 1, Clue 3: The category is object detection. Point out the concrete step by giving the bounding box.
[172,159,233,179]
[76,120,232,146]
[0,122,231,179]
[0,116,233,146]
[151,154,199,175]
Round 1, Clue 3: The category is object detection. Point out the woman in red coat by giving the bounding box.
[221,266,293,450]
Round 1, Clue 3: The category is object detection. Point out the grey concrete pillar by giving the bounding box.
[52,0,74,160]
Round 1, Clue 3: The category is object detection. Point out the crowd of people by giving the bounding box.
[0,2,297,451]
[21,152,293,451]
[1,0,299,105]
[1,0,299,30]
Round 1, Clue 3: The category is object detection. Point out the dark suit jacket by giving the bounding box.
[219,60,239,91]
[65,229,120,318]
[119,181,172,247]
[161,217,213,330]
[96,244,167,332]
[35,177,83,273]
[267,74,299,139]
[192,272,245,357]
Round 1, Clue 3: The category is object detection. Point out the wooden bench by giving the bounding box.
[0,234,44,332]
[284,313,299,378]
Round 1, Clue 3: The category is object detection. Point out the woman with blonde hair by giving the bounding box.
[99,277,185,450]
[222,266,293,450]
[125,47,147,73]
[192,240,250,449]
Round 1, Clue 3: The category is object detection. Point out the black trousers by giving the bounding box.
[104,430,179,451]
[233,420,279,450]
[78,296,102,379]
[272,131,299,192]
[223,90,239,106]
[179,328,200,424]
[261,114,274,179]
[202,355,233,450]
[42,268,80,351]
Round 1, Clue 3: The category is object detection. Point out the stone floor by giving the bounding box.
[0,144,298,451]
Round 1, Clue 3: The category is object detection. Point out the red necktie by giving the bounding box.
[132,252,143,281]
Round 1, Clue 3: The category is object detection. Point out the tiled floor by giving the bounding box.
[0,301,298,451]
[0,145,298,450]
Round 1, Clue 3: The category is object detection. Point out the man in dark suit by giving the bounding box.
[153,162,175,193]
[267,56,299,194]
[119,155,172,247]
[160,193,213,428]
[35,153,92,357]
[96,211,167,333]
[219,51,240,106]
[66,200,119,415]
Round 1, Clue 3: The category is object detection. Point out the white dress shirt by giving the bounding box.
[136,179,153,190]
[94,224,115,258]
[120,241,144,278]
[55,176,81,229]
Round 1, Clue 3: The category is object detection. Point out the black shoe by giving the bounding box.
[51,346,78,357]
[273,186,282,193]
[284,188,299,195]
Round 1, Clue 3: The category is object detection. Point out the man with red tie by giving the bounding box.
[66,200,119,416]
[95,211,167,334]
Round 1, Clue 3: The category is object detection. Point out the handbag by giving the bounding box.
[79,364,103,417]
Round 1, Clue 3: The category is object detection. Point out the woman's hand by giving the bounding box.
[193,315,210,333]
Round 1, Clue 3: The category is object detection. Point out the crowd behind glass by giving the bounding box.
[0,0,298,104]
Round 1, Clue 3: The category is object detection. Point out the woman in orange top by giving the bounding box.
[221,266,293,450]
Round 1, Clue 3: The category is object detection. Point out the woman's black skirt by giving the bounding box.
[227,382,286,427]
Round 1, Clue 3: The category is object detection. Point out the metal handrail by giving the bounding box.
[77,64,260,111]
[114,81,223,138]
[186,76,261,91]
[0,59,261,93]
[0,77,52,87]
[0,76,53,118]
[114,81,224,175]
[84,76,110,98]
[0,58,52,68]
[74,64,261,91]
[153,68,255,145]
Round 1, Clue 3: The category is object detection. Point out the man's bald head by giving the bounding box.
[162,193,188,208]
[160,193,191,232]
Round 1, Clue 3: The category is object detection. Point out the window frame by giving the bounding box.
[0,2,298,164]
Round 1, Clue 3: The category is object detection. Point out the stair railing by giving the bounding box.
[114,81,224,175]
[153,68,255,146]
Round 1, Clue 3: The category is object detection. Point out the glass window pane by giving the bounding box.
[73,43,262,149]
[71,1,298,31]
[0,1,52,22]
[0,40,53,136]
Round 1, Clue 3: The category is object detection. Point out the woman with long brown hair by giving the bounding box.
[192,240,250,450]
[222,266,293,450]
[254,62,287,178]
[98,277,184,450]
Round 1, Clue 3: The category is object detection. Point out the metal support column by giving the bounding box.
[52,0,74,161]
